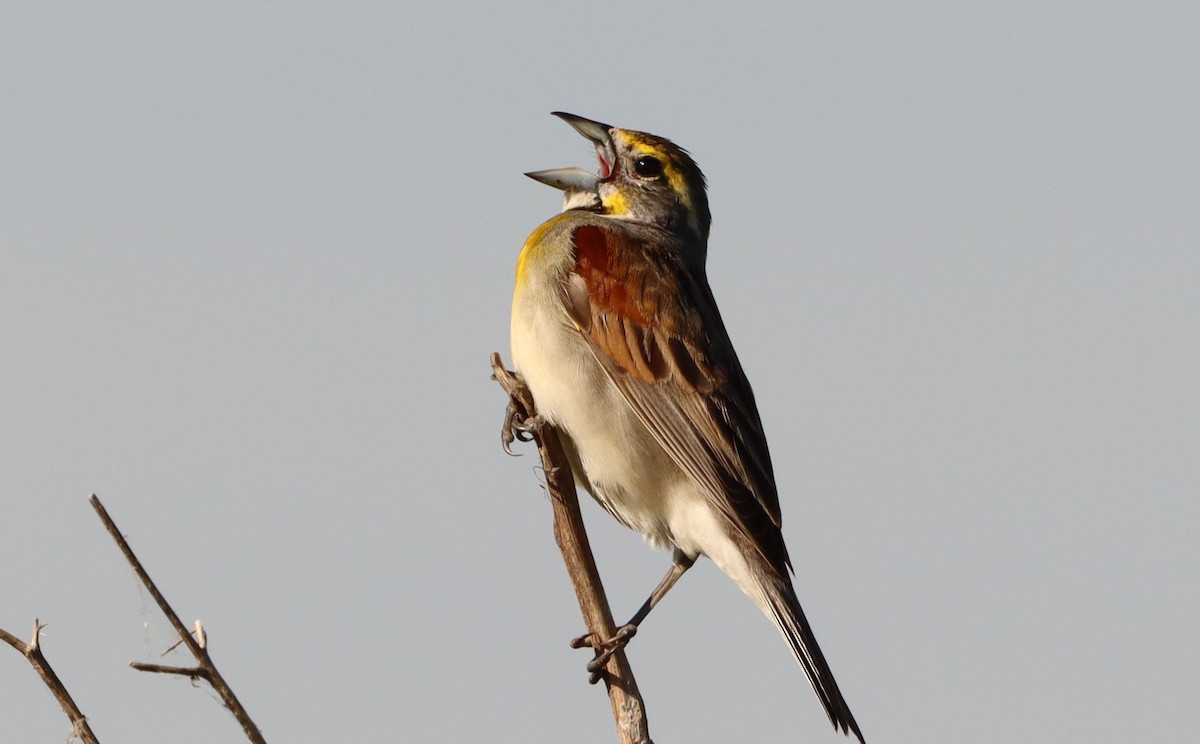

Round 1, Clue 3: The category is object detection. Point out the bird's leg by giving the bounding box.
[573,549,696,679]
[501,396,544,455]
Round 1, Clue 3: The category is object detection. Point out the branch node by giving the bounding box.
[31,618,43,650]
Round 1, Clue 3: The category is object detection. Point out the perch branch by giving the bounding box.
[89,494,267,744]
[491,352,652,744]
[0,618,102,744]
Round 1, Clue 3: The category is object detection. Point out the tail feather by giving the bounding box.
[763,579,865,743]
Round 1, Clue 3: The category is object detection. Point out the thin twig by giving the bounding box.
[491,352,652,744]
[160,621,202,656]
[128,662,205,678]
[0,619,102,744]
[89,494,267,744]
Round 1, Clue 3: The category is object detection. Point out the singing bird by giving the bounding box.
[510,112,864,742]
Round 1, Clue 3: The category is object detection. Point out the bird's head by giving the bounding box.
[527,112,711,242]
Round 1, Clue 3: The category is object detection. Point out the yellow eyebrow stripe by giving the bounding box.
[615,130,694,216]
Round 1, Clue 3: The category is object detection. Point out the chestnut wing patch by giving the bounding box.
[567,224,700,386]
[562,223,788,567]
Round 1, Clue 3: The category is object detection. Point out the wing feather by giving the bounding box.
[565,223,789,570]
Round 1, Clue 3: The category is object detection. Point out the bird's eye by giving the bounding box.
[633,156,664,178]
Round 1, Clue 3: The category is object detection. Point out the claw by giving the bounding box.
[501,399,543,455]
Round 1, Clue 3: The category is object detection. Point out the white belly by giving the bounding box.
[511,285,687,548]
[511,281,762,605]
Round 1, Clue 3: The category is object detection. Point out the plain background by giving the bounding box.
[2,2,1197,742]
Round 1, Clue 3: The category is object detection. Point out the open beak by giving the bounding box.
[524,166,599,192]
[524,112,617,194]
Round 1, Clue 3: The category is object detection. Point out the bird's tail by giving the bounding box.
[762,576,865,743]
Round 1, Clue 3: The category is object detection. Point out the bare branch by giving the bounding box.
[0,618,102,744]
[128,662,205,678]
[491,352,653,744]
[89,494,267,744]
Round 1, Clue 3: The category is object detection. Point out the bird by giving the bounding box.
[509,112,865,743]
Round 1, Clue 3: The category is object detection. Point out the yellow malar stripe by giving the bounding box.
[601,189,629,214]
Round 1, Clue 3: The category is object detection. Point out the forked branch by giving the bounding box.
[89,494,267,744]
[0,619,102,744]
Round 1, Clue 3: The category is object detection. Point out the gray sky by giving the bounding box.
[2,2,1197,742]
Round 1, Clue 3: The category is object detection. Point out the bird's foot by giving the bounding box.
[570,624,638,684]
[501,399,544,455]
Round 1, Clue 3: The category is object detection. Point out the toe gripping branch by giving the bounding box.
[572,549,695,684]
[501,395,543,455]
[573,624,639,684]
[492,356,543,456]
